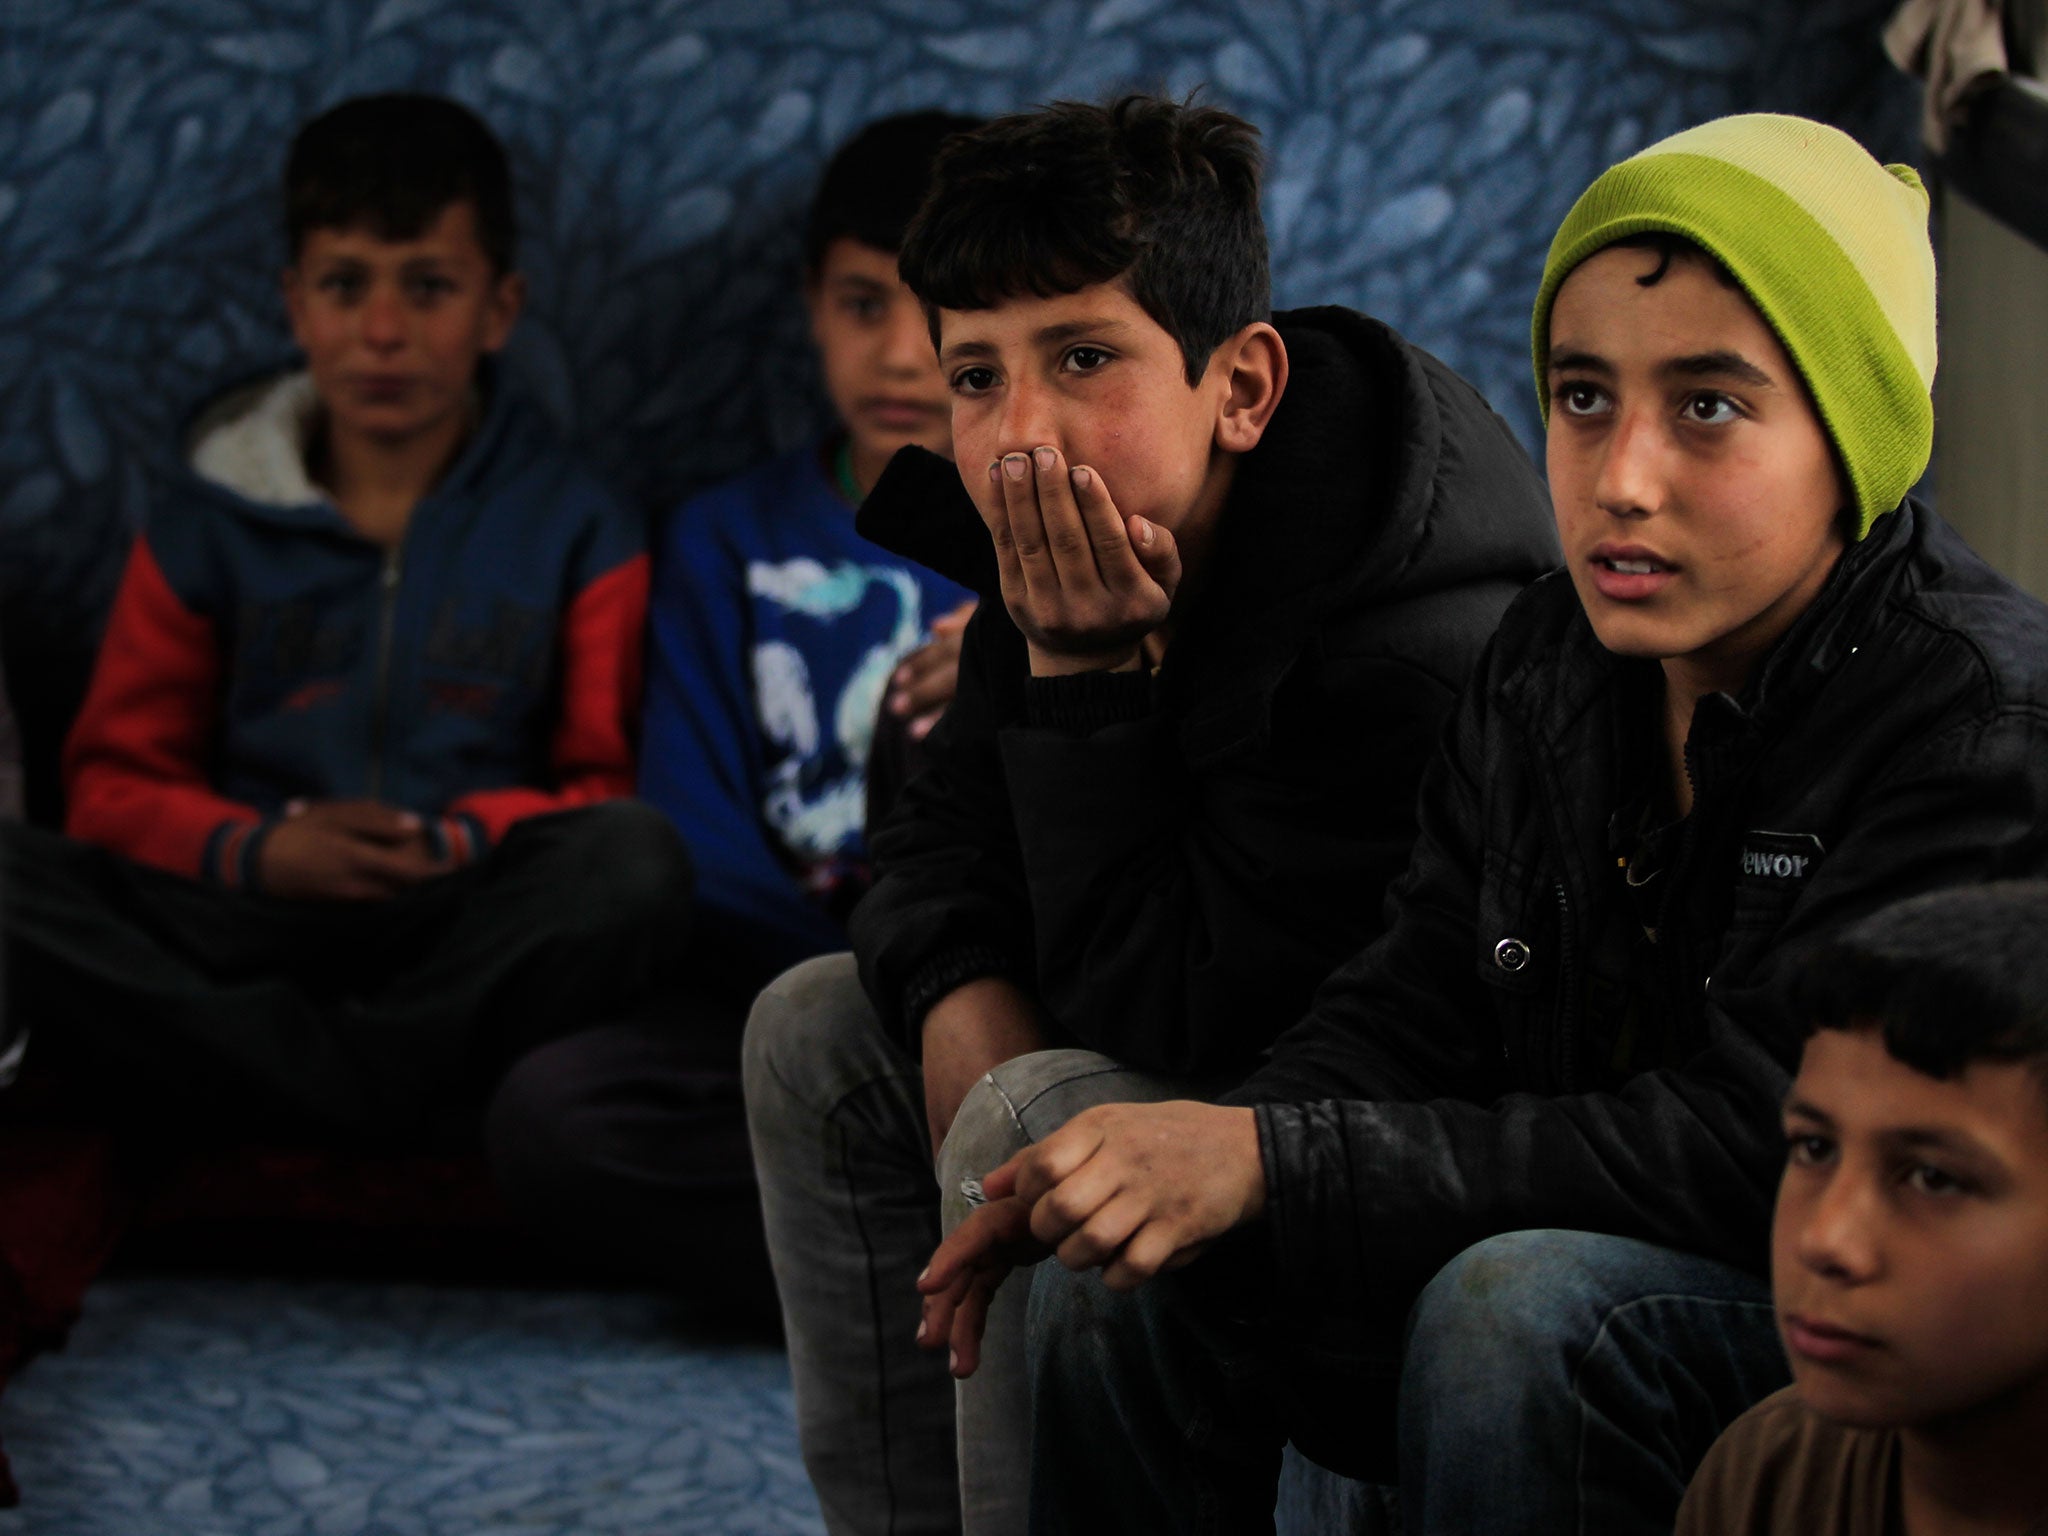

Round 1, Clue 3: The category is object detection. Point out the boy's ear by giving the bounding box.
[480,270,526,355]
[1211,321,1288,456]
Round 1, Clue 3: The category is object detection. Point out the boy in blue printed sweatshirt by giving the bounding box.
[638,112,980,998]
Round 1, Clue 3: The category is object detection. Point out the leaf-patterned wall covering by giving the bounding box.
[0,0,1916,810]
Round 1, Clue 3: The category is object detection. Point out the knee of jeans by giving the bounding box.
[1025,1255,1102,1359]
[935,1071,1030,1231]
[1405,1230,1627,1395]
[740,952,874,1116]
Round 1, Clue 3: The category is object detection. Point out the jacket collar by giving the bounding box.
[1497,499,1922,766]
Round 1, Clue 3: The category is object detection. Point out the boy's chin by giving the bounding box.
[1580,612,1685,665]
[1790,1367,1911,1432]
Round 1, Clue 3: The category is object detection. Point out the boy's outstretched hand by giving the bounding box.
[917,1100,1265,1377]
[982,446,1180,677]
[258,798,450,900]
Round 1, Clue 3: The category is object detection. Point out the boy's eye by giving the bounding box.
[1904,1162,1966,1196]
[1062,346,1112,374]
[1785,1132,1833,1168]
[319,271,367,300]
[951,366,998,395]
[1553,380,1607,417]
[842,294,886,323]
[1681,391,1741,426]
[406,273,456,301]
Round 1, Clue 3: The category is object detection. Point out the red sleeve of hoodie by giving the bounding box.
[62,539,263,880]
[446,552,649,845]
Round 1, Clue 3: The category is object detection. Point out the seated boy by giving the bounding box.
[1678,881,2048,1536]
[0,94,690,1186]
[638,111,981,1002]
[923,114,2048,1533]
[741,95,1560,1534]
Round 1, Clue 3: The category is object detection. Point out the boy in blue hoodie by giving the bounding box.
[637,112,980,999]
[1,94,691,1193]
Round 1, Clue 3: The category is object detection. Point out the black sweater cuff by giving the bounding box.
[900,943,1018,1049]
[1021,668,1156,733]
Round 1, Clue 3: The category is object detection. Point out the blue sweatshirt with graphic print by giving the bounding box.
[639,445,970,987]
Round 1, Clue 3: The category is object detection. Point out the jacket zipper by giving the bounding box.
[366,543,405,801]
[1552,879,1580,1089]
[1663,737,1707,1060]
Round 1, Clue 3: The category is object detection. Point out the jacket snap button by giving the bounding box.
[1494,937,1532,973]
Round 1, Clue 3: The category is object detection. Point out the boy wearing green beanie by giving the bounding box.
[920,114,2048,1533]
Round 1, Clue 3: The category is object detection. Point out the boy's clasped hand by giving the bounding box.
[916,1098,1263,1377]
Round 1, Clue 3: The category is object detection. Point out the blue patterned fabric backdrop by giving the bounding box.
[0,0,1917,793]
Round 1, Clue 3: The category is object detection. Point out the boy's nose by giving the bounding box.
[994,375,1057,459]
[879,301,934,377]
[358,286,407,348]
[1592,409,1665,519]
[1792,1172,1882,1285]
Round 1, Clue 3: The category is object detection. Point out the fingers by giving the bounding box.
[1127,514,1183,605]
[977,1154,1024,1203]
[1026,1148,1124,1250]
[947,1265,1009,1378]
[1065,461,1152,597]
[1011,1114,1108,1207]
[343,837,448,891]
[889,634,963,718]
[997,450,1055,594]
[919,1195,1032,1295]
[1102,1228,1208,1294]
[1051,1190,1148,1273]
[1028,444,1098,584]
[309,800,425,845]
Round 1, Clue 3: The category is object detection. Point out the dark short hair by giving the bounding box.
[897,94,1271,385]
[1606,231,1740,293]
[1793,882,2048,1084]
[804,110,984,275]
[285,94,516,274]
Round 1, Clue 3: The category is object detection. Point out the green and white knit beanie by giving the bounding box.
[1532,113,1936,539]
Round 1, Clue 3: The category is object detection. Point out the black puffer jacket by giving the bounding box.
[849,307,1561,1078]
[1227,500,2048,1328]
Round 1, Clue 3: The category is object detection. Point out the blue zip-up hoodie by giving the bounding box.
[64,366,649,886]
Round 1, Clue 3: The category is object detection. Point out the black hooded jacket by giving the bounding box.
[1224,499,2048,1331]
[848,307,1561,1078]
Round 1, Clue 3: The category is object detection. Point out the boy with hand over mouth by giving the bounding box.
[744,94,1558,1535]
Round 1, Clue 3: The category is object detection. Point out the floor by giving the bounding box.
[0,1277,825,1536]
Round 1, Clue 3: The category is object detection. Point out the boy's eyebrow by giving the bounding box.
[1782,1094,1833,1126]
[1546,349,1611,375]
[1885,1125,1999,1162]
[1660,350,1775,388]
[1034,317,1138,348]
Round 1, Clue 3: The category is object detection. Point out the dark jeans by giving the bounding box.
[2,803,763,1293]
[1028,1228,1789,1536]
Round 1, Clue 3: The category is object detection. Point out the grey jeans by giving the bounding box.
[742,954,1181,1536]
